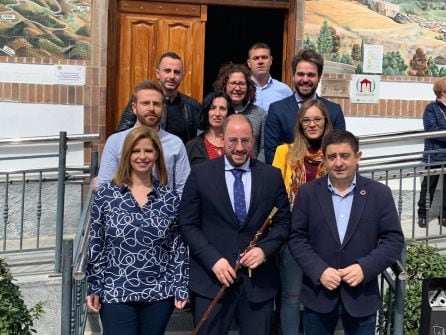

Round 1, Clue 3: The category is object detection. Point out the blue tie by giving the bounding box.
[231,169,247,225]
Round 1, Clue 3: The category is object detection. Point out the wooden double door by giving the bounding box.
[108,0,297,134]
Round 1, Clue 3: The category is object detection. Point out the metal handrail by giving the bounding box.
[358,129,446,144]
[0,166,91,175]
[72,182,95,281]
[0,133,100,145]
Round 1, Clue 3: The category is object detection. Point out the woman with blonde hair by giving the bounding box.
[86,126,189,335]
[272,99,333,335]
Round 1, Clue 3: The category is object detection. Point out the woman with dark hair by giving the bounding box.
[418,76,446,228]
[186,91,234,165]
[272,99,333,335]
[213,63,267,161]
[86,126,189,335]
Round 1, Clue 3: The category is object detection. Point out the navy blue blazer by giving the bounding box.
[265,95,346,164]
[422,100,446,163]
[178,156,290,303]
[288,174,404,317]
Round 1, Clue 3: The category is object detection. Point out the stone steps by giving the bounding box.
[1,249,62,334]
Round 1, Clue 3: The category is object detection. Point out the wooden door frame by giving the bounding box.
[107,0,298,135]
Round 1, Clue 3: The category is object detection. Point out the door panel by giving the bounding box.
[159,18,205,99]
[118,14,159,116]
[116,5,206,129]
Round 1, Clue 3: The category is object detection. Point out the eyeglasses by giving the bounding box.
[301,117,325,127]
[227,81,247,88]
[227,138,251,148]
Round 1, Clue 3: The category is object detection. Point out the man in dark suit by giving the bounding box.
[288,130,404,335]
[179,114,290,335]
[265,49,346,164]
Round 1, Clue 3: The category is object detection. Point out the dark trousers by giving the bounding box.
[192,281,274,335]
[418,166,446,218]
[99,298,174,335]
[303,305,376,335]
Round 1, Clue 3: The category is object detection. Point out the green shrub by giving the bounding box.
[0,257,44,335]
[383,241,446,335]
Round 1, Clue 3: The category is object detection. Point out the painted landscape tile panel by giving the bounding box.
[304,0,446,77]
[0,0,91,59]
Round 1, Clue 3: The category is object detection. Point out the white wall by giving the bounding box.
[0,102,84,171]
[347,116,424,159]
[380,81,434,101]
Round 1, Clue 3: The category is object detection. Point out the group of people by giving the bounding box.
[86,43,406,335]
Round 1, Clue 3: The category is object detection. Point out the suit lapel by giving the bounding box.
[341,175,369,247]
[286,95,300,118]
[315,176,342,245]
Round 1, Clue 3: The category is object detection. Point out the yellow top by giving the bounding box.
[272,144,292,194]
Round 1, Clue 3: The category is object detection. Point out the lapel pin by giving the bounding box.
[360,189,367,196]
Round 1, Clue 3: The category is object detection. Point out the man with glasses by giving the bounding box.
[179,114,290,335]
[97,80,190,197]
[265,49,346,164]
[115,52,202,144]
[247,42,292,112]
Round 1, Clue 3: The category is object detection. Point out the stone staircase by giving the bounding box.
[3,249,62,335]
[3,250,228,335]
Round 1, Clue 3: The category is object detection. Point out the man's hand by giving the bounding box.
[339,264,364,287]
[320,267,342,291]
[239,247,266,270]
[212,258,236,287]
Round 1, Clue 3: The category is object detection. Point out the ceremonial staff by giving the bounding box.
[191,206,279,335]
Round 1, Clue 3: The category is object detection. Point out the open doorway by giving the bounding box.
[203,5,286,96]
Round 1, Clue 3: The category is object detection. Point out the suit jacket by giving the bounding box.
[179,156,290,303]
[265,95,346,164]
[288,174,404,317]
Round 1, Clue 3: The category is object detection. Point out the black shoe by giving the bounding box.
[418,216,427,228]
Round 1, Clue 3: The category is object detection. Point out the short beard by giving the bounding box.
[225,150,249,167]
[294,83,317,100]
[136,114,160,128]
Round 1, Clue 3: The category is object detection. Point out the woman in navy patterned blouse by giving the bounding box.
[86,126,189,335]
